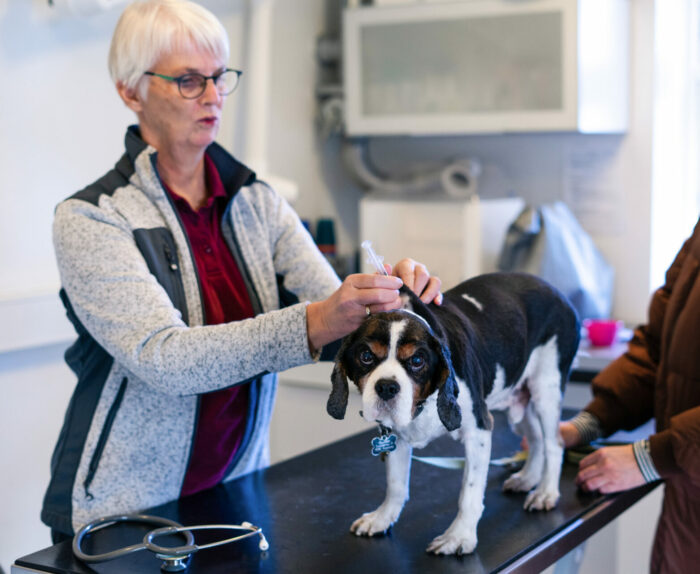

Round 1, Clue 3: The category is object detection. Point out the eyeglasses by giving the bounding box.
[143,68,243,99]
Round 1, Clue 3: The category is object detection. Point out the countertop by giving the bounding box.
[13,411,658,574]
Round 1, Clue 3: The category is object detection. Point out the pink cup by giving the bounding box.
[584,319,623,347]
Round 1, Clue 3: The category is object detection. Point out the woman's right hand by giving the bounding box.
[305,273,403,353]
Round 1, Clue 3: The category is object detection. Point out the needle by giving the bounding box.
[361,240,389,276]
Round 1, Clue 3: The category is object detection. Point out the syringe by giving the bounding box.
[361,240,389,276]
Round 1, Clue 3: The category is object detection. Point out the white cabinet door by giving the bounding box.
[343,0,628,136]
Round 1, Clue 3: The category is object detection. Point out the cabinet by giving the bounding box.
[343,0,629,136]
[359,194,524,290]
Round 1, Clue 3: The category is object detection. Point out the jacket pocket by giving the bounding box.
[83,377,127,499]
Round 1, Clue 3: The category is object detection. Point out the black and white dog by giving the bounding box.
[327,272,580,555]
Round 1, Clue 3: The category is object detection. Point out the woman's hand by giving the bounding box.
[306,273,403,353]
[305,257,442,353]
[524,421,644,494]
[575,445,645,494]
[388,258,443,305]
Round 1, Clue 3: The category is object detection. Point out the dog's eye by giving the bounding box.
[409,354,425,371]
[359,348,374,366]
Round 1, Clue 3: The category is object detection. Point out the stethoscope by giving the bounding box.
[73,514,269,572]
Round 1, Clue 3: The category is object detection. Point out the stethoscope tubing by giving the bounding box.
[73,514,194,563]
[72,513,268,566]
[145,522,269,555]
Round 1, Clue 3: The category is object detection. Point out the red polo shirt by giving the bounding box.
[163,154,254,497]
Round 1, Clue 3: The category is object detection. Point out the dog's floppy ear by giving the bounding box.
[327,335,355,420]
[434,342,493,432]
[328,362,349,420]
[402,287,461,431]
[434,342,462,431]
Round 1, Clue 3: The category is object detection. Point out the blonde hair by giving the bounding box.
[108,0,229,93]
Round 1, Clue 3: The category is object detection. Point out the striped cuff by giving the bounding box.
[568,411,603,445]
[632,439,661,483]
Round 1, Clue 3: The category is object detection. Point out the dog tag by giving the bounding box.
[371,433,397,457]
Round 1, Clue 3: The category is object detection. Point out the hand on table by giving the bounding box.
[521,423,644,495]
[575,444,645,494]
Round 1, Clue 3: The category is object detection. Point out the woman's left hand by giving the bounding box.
[575,445,645,494]
[387,258,443,305]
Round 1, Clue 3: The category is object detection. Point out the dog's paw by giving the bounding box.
[503,470,539,493]
[350,509,396,537]
[426,526,477,555]
[524,487,560,511]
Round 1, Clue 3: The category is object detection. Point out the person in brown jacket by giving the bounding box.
[562,216,700,573]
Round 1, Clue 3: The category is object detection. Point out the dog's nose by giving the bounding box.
[375,378,400,401]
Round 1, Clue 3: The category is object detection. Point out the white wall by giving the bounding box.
[0,0,666,571]
[0,1,129,299]
[0,344,74,570]
[268,0,365,256]
[0,0,247,302]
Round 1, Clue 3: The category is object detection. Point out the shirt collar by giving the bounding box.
[164,153,227,213]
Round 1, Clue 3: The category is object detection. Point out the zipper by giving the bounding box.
[151,151,258,482]
[221,203,263,316]
[162,240,190,322]
[163,243,179,272]
[153,154,207,483]
[220,376,259,480]
[83,377,128,500]
[152,153,208,326]
[162,240,188,320]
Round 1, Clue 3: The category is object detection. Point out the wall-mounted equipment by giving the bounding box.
[343,0,629,136]
[360,194,525,290]
[342,139,481,197]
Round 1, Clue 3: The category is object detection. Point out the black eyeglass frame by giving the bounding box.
[143,68,243,99]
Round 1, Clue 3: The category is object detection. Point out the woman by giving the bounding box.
[562,216,700,573]
[42,0,441,539]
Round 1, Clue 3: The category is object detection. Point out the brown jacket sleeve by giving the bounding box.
[584,324,659,435]
[649,407,700,480]
[584,232,690,435]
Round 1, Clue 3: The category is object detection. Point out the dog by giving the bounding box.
[327,271,580,555]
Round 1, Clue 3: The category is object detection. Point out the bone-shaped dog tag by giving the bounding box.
[371,433,397,458]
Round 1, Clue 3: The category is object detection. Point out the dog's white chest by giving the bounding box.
[394,397,447,449]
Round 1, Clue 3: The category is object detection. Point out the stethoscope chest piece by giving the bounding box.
[155,554,190,572]
[73,514,269,572]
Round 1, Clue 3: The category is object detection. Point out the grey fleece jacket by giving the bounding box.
[42,126,340,534]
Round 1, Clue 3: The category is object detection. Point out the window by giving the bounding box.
[650,0,700,288]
